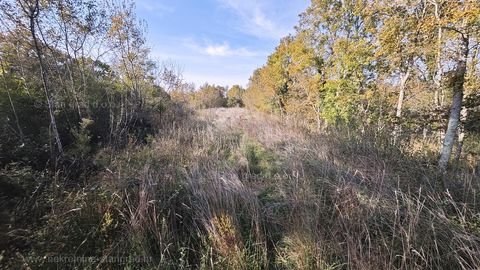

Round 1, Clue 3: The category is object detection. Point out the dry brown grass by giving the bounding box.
[4,107,480,269]
[194,108,480,269]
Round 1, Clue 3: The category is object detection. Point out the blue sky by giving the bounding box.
[135,0,309,88]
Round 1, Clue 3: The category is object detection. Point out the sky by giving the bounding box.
[135,0,310,88]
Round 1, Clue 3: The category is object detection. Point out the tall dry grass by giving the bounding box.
[4,107,480,269]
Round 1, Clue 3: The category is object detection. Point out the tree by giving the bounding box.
[226,85,245,107]
[438,1,480,172]
[192,83,227,109]
[21,0,63,153]
[0,0,168,162]
[0,44,24,143]
[376,1,428,144]
[244,34,322,126]
[298,0,378,124]
[428,0,446,108]
[244,65,283,113]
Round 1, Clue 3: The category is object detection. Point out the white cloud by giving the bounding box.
[205,44,230,56]
[183,39,258,57]
[253,10,275,33]
[204,43,256,57]
[216,0,301,39]
[146,38,266,86]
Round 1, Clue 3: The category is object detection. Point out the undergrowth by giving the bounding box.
[2,108,480,269]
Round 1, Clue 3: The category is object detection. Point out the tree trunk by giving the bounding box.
[393,66,411,145]
[27,0,63,153]
[438,35,469,172]
[434,24,443,107]
[60,16,83,119]
[396,68,410,119]
[454,105,468,163]
[431,0,443,107]
[0,58,24,142]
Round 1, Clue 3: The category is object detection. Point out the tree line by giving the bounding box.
[0,0,175,169]
[171,83,246,109]
[242,0,480,172]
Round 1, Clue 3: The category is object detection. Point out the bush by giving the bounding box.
[191,84,227,109]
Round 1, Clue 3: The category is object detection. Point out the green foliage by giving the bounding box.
[226,85,245,107]
[242,138,277,177]
[320,79,359,124]
[191,83,227,109]
[68,118,94,158]
[242,0,480,169]
[244,4,378,126]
